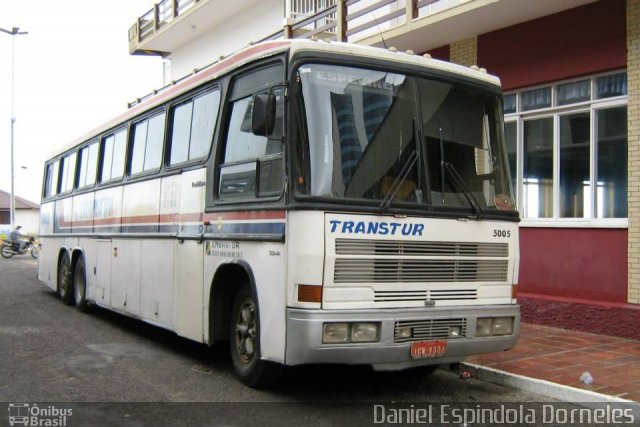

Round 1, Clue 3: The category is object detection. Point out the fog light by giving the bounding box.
[323,323,349,343]
[448,326,462,338]
[492,317,514,336]
[351,322,379,342]
[397,326,412,339]
[476,318,493,337]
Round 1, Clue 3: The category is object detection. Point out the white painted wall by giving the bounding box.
[168,0,283,79]
[0,209,40,237]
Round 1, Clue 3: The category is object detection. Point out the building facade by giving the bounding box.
[128,0,639,338]
[0,189,40,237]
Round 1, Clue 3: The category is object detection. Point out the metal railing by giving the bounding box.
[129,0,462,53]
[290,0,338,33]
[129,0,200,52]
[284,0,449,42]
[127,0,459,106]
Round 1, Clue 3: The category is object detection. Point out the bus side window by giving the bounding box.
[59,152,77,194]
[100,128,127,183]
[168,88,220,166]
[131,111,166,175]
[218,65,284,201]
[78,141,99,188]
[44,161,60,198]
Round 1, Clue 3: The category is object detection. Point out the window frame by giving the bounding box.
[129,108,167,178]
[99,126,128,185]
[166,85,221,169]
[59,152,78,195]
[77,139,100,190]
[504,70,628,228]
[43,160,60,200]
[215,62,286,205]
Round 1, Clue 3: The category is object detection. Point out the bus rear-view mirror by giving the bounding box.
[251,93,276,137]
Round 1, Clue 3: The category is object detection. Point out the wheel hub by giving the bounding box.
[235,302,257,363]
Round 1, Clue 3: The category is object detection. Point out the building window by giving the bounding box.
[596,107,627,218]
[505,71,627,223]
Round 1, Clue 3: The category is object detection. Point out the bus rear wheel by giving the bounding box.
[74,256,89,312]
[229,286,283,387]
[58,252,74,305]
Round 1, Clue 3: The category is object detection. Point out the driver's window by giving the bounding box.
[218,64,284,201]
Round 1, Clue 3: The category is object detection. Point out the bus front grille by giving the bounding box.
[333,259,508,283]
[335,239,508,257]
[374,289,478,302]
[394,318,467,343]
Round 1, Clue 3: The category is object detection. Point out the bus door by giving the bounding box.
[174,168,207,341]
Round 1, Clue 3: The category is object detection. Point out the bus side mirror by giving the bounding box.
[251,93,276,137]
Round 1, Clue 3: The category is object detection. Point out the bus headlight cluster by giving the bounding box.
[323,322,380,343]
[476,317,514,337]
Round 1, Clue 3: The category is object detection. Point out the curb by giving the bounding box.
[460,362,637,404]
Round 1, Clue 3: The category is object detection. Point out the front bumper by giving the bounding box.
[285,305,520,370]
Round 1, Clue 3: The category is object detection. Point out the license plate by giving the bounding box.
[410,340,448,359]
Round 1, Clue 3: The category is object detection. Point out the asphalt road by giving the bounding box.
[0,256,563,426]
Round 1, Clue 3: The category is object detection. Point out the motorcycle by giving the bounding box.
[1,237,39,259]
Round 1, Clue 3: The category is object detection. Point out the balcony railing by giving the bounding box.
[129,0,200,53]
[282,0,446,42]
[129,0,465,54]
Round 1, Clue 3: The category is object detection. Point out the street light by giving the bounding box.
[0,27,28,230]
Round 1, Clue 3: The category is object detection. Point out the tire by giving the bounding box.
[229,286,283,387]
[58,252,74,305]
[74,257,89,312]
[1,245,14,259]
[31,245,39,259]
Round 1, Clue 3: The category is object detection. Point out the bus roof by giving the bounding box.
[48,39,501,159]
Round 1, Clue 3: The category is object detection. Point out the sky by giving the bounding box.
[0,0,164,203]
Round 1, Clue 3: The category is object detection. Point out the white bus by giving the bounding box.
[39,39,520,386]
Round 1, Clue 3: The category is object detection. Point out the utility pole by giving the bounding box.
[0,27,28,230]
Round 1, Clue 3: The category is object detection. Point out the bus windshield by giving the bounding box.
[296,63,515,216]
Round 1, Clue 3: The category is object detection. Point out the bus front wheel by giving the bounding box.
[229,286,283,387]
[58,252,74,305]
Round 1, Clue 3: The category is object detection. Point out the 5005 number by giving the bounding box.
[493,229,511,238]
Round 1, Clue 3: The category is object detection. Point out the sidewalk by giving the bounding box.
[465,323,640,402]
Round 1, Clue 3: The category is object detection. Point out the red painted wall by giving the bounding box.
[519,228,628,303]
[426,45,450,62]
[477,0,626,90]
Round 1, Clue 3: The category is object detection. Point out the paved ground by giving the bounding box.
[0,257,581,426]
[468,323,640,402]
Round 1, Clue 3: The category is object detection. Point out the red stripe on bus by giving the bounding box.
[57,210,286,229]
[203,211,286,221]
[121,214,161,225]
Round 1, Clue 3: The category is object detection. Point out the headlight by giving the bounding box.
[323,322,380,344]
[476,318,493,337]
[351,323,379,342]
[492,317,514,336]
[448,326,462,338]
[323,323,349,343]
[397,326,412,339]
[476,317,514,337]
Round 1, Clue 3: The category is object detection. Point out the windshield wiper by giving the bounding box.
[441,160,483,219]
[379,149,419,212]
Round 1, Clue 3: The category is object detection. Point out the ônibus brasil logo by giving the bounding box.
[7,403,72,427]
